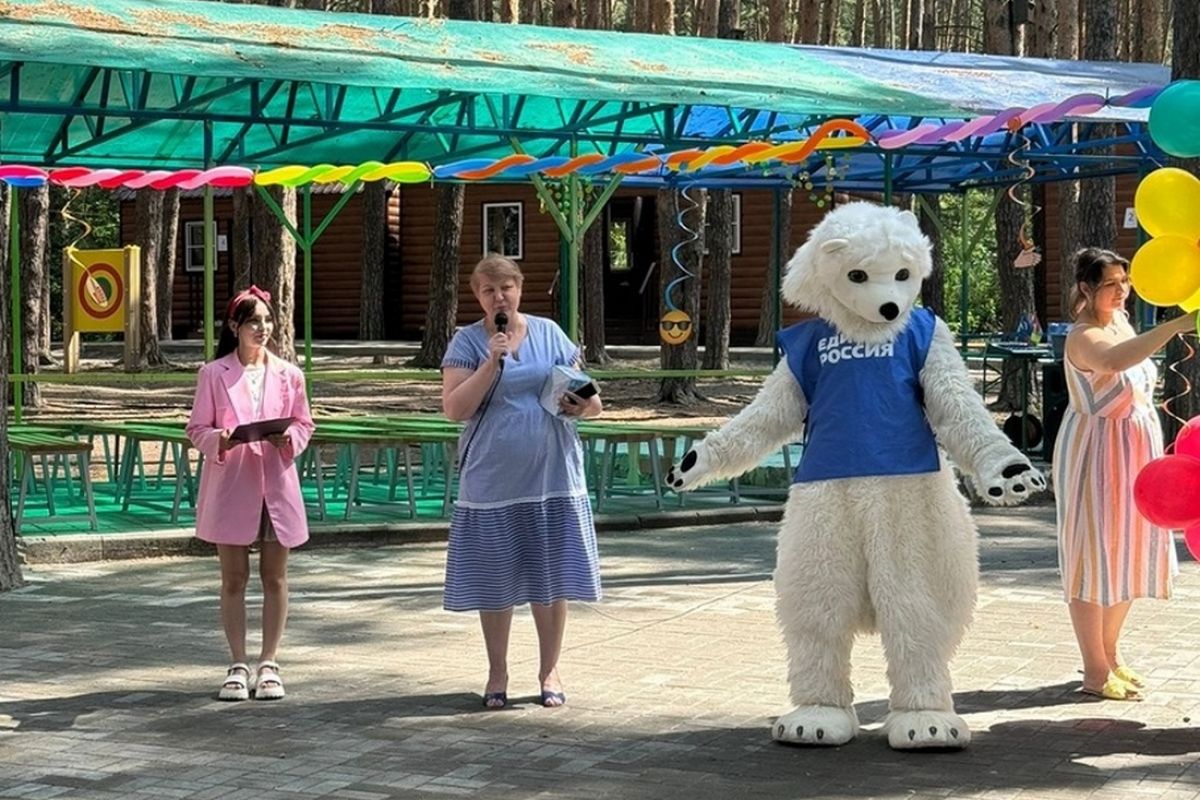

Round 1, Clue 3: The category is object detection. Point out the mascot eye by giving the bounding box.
[896,268,911,281]
[847,270,868,284]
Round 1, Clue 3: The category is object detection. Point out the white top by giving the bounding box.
[243,364,266,415]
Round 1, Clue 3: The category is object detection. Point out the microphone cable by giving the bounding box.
[458,314,508,472]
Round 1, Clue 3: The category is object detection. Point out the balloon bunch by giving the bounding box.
[1130,81,1200,312]
[1133,416,1200,560]
[1130,167,1200,308]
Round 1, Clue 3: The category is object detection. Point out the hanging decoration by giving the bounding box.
[1004,121,1042,269]
[660,184,703,346]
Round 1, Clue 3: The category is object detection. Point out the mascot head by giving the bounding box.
[781,202,933,344]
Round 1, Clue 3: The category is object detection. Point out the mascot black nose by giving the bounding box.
[880,302,899,321]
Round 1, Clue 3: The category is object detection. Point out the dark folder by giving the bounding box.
[229,416,294,443]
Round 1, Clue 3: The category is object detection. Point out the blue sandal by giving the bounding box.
[540,690,566,707]
[482,692,507,709]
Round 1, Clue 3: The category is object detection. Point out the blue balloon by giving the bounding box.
[1149,80,1200,159]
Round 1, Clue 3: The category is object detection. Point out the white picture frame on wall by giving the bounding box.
[482,201,523,260]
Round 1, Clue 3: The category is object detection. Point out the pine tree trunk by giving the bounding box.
[553,0,577,27]
[232,187,253,289]
[18,185,46,406]
[766,0,786,39]
[0,183,22,594]
[907,0,923,48]
[697,0,719,36]
[500,0,518,21]
[521,0,540,23]
[157,188,180,342]
[582,217,609,365]
[703,189,733,369]
[1079,0,1118,250]
[798,0,821,42]
[657,188,704,404]
[252,186,298,363]
[917,197,945,318]
[1134,0,1165,63]
[757,189,792,346]
[1056,0,1082,318]
[133,189,167,369]
[412,185,464,367]
[359,183,387,340]
[849,0,865,45]
[985,0,1038,412]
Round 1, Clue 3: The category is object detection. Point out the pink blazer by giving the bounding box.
[186,352,315,548]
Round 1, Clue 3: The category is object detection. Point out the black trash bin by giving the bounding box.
[1042,361,1069,462]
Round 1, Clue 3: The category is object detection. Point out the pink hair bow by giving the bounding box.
[226,285,273,320]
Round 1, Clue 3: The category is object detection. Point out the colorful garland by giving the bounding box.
[0,121,869,189]
[876,86,1162,150]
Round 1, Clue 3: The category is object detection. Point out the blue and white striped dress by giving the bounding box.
[441,315,601,612]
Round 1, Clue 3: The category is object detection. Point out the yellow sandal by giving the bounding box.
[1113,666,1146,688]
[1080,677,1143,701]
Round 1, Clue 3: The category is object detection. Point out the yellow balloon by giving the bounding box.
[1134,167,1200,240]
[1131,235,1200,306]
[1181,286,1200,313]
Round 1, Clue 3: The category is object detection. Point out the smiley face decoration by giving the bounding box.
[660,309,693,345]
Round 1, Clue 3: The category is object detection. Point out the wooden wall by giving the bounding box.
[1042,172,1141,322]
[124,191,372,339]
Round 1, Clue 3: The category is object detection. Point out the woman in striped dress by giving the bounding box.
[441,255,602,710]
[1053,247,1195,701]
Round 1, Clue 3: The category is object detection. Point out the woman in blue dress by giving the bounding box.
[441,254,602,710]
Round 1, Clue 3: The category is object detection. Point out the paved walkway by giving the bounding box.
[2,505,1199,800]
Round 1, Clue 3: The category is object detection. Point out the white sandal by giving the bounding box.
[218,662,252,701]
[255,660,285,700]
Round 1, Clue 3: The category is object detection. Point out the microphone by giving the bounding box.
[494,312,508,365]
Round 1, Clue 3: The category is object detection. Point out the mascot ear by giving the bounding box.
[898,209,919,225]
[820,238,850,254]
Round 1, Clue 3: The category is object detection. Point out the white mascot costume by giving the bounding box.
[667,202,1045,750]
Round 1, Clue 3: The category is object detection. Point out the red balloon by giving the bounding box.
[1185,525,1200,562]
[1175,416,1200,459]
[1133,454,1200,528]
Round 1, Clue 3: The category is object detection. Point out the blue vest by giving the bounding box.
[776,308,941,483]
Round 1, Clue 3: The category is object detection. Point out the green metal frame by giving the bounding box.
[253,181,362,381]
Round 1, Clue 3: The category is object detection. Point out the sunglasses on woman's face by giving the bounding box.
[661,320,692,332]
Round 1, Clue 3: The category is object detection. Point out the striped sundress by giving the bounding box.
[440,315,602,612]
[1052,351,1177,606]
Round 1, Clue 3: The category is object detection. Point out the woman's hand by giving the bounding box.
[559,391,600,418]
[486,331,509,365]
[266,433,292,450]
[218,428,235,453]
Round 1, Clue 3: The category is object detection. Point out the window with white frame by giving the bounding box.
[731,193,742,255]
[184,221,208,272]
[482,202,523,259]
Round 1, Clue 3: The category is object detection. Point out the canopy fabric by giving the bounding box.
[0,0,1169,191]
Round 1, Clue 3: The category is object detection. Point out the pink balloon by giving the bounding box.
[1175,416,1200,459]
[1185,525,1200,562]
[1133,454,1200,528]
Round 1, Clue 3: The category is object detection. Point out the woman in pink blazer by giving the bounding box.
[186,286,315,702]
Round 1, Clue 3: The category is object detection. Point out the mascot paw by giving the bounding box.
[771,705,858,747]
[885,710,970,750]
[977,460,1046,507]
[666,442,712,492]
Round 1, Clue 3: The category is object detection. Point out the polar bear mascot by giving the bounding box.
[667,202,1044,750]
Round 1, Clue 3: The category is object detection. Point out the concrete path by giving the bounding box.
[2,505,1199,800]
